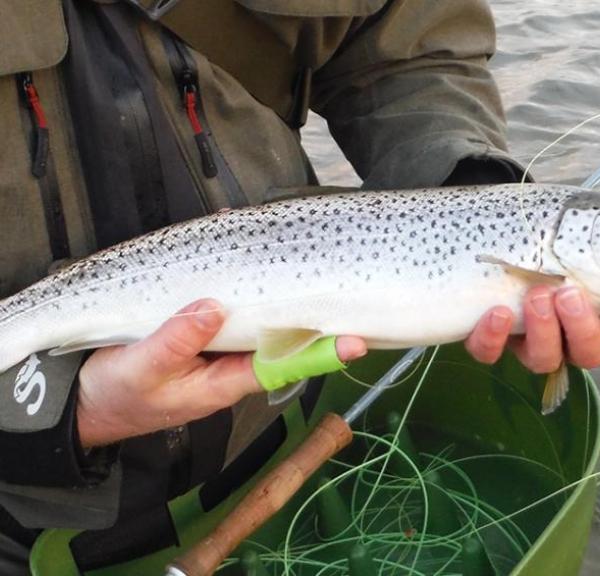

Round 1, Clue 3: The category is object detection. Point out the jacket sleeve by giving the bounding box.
[0,351,121,529]
[311,0,523,189]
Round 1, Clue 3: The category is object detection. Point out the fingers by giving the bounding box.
[174,336,369,420]
[177,353,261,415]
[555,287,600,369]
[511,286,563,373]
[126,299,225,376]
[335,336,368,362]
[192,336,367,409]
[465,307,514,364]
[467,286,600,372]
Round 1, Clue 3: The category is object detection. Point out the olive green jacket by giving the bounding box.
[0,0,516,535]
[0,0,513,294]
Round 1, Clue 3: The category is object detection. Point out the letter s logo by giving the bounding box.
[14,354,47,416]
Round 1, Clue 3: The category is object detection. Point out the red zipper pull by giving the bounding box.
[25,82,48,129]
[183,84,218,179]
[18,73,49,178]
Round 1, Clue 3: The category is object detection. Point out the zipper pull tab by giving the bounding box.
[183,83,218,179]
[18,73,49,178]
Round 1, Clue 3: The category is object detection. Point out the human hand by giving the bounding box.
[465,286,600,372]
[77,299,366,449]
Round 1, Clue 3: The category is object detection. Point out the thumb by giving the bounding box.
[127,299,225,376]
[253,335,367,392]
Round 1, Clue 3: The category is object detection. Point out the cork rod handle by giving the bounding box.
[168,412,353,576]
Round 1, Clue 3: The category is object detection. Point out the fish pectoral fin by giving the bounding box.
[49,334,138,356]
[257,328,324,363]
[476,254,565,286]
[541,362,570,415]
[268,380,308,406]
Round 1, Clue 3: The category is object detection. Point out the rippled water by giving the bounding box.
[303,0,600,187]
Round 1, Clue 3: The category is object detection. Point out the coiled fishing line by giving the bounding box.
[235,353,596,576]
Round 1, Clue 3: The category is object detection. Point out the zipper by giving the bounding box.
[17,72,49,178]
[167,37,217,180]
[162,32,247,208]
[182,72,218,179]
[16,72,70,261]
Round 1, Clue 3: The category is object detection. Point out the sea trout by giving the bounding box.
[1,183,599,413]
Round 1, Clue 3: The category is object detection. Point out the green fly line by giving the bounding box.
[340,351,426,391]
[234,350,597,576]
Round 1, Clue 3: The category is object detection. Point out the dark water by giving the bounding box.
[302,4,600,573]
[303,0,600,187]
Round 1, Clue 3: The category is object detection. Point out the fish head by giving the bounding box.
[552,192,600,301]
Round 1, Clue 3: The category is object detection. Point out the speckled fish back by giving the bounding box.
[0,183,595,372]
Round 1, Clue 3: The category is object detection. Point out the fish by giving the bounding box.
[1,183,600,414]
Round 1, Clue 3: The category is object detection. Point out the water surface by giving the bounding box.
[303,0,600,187]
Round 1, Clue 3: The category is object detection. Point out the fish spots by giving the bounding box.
[0,183,586,323]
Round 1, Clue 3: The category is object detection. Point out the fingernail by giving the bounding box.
[531,293,552,318]
[490,310,511,333]
[192,299,223,328]
[557,288,584,316]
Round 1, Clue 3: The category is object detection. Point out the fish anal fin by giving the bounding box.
[257,328,323,363]
[541,362,570,415]
[476,254,565,286]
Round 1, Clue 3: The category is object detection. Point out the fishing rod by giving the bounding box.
[165,346,427,576]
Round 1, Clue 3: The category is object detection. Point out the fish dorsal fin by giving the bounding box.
[541,362,570,415]
[49,334,138,356]
[257,328,323,363]
[476,254,565,286]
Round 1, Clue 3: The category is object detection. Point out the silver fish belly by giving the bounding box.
[1,183,599,383]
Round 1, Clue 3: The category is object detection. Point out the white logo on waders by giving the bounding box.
[13,354,46,416]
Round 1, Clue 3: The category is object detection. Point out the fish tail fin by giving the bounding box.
[541,362,570,415]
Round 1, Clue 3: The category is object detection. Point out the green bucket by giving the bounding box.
[30,345,600,575]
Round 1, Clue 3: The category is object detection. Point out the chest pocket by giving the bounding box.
[0,1,68,75]
[160,0,386,126]
[0,1,94,298]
